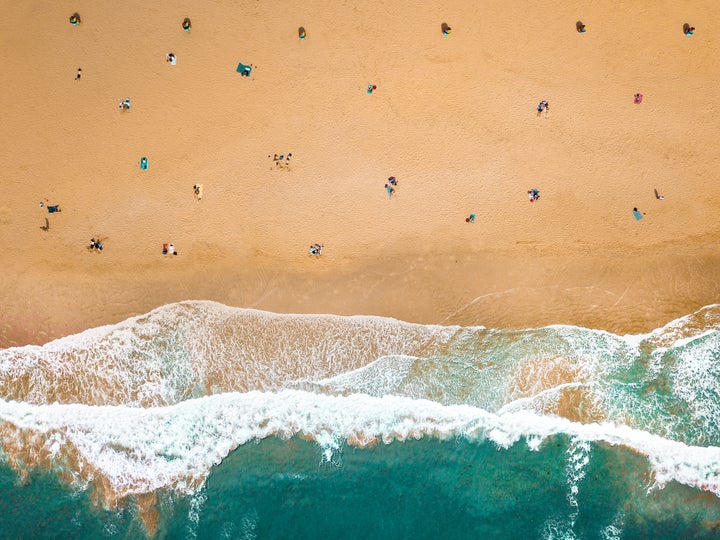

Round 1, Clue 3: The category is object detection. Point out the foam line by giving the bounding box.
[0,390,718,502]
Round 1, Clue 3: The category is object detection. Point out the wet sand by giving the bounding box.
[1,0,719,346]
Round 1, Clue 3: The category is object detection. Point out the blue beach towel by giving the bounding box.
[236,63,252,76]
[47,205,60,213]
[140,157,148,170]
[633,210,643,220]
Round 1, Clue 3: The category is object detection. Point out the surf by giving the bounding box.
[2,301,720,535]
[1,390,719,519]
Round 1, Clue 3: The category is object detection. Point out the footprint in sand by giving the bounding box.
[0,206,11,225]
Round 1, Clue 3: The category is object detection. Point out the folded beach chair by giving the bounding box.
[236,63,252,76]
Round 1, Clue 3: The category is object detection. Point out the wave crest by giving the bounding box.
[1,390,718,509]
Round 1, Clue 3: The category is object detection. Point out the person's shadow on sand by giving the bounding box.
[40,218,49,231]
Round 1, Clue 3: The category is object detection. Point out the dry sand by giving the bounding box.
[2,0,720,346]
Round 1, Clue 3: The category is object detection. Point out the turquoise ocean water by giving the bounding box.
[1,301,720,539]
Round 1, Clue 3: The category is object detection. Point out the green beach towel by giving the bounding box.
[236,63,252,76]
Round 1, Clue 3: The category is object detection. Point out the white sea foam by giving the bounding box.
[599,512,625,540]
[0,301,458,407]
[305,355,419,396]
[672,329,718,349]
[565,438,591,532]
[0,390,719,504]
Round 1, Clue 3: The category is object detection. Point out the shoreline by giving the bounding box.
[4,238,720,348]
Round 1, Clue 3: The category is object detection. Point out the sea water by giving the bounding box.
[0,301,719,539]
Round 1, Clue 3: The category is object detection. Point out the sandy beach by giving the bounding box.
[2,0,720,346]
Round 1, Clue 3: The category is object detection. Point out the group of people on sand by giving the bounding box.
[65,11,687,262]
[88,238,104,252]
[385,176,398,197]
[270,153,293,169]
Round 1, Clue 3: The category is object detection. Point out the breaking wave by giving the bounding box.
[1,300,720,531]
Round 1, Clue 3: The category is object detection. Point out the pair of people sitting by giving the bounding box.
[309,243,323,256]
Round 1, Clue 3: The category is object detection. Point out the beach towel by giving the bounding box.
[236,63,252,76]
[634,94,643,104]
[633,210,643,220]
[47,205,60,213]
[140,157,148,170]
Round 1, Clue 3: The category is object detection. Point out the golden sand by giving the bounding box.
[2,1,720,346]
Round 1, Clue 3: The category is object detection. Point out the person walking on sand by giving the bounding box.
[537,100,549,117]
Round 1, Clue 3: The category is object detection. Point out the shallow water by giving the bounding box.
[1,301,719,538]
